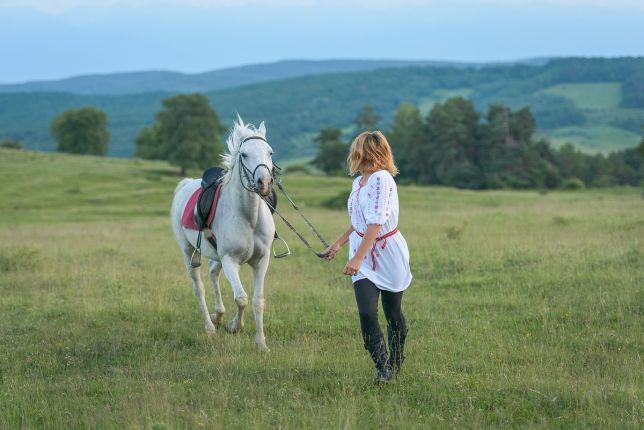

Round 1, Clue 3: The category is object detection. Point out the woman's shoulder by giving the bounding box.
[370,169,396,183]
[352,175,362,188]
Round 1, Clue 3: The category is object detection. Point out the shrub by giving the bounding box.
[0,139,23,149]
[552,216,571,226]
[444,221,469,240]
[320,191,350,210]
[561,178,585,190]
[283,164,313,174]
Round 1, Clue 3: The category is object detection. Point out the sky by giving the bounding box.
[0,0,643,83]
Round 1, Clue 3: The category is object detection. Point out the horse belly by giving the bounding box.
[181,227,220,260]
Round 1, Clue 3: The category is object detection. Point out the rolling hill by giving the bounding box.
[0,59,546,95]
[0,57,642,159]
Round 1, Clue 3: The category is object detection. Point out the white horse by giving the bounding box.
[171,118,275,351]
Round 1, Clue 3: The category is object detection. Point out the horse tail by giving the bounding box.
[174,178,192,195]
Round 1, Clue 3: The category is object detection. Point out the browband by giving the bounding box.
[241,135,268,144]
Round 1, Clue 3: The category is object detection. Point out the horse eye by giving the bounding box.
[241,153,248,158]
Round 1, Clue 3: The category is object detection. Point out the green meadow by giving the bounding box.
[0,149,642,428]
[540,82,644,153]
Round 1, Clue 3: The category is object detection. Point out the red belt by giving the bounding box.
[355,228,398,271]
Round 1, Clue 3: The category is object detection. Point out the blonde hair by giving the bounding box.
[347,130,399,176]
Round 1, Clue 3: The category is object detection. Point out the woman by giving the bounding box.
[323,131,412,383]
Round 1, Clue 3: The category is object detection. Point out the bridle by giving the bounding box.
[236,135,329,258]
[238,135,275,194]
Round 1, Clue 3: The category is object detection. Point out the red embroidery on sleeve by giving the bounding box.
[374,177,381,211]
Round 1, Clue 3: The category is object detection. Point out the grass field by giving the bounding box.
[546,124,643,153]
[540,82,643,153]
[542,83,622,110]
[0,149,642,428]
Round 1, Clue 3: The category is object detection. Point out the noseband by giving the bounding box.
[238,135,276,194]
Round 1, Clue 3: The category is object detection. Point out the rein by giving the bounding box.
[238,135,329,258]
[260,181,329,258]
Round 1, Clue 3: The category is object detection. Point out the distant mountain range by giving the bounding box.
[0,57,642,159]
[0,58,551,95]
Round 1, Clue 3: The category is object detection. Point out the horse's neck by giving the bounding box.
[223,163,261,226]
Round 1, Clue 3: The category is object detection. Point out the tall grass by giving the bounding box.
[0,149,642,428]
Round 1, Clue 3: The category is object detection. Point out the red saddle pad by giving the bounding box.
[180,184,222,231]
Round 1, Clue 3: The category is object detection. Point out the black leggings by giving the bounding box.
[353,278,406,349]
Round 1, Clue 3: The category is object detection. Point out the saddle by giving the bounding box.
[195,166,226,231]
[196,166,277,224]
[182,166,281,267]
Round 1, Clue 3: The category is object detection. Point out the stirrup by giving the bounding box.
[272,236,291,259]
[190,247,201,268]
[190,230,204,268]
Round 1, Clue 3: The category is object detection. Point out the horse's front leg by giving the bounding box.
[251,253,270,351]
[220,255,247,333]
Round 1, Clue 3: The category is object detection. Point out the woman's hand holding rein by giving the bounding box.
[322,226,354,261]
[322,242,340,260]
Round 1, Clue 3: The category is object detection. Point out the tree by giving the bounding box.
[51,107,109,155]
[424,97,484,188]
[389,103,425,182]
[354,105,380,132]
[136,94,225,175]
[478,104,556,188]
[384,97,643,189]
[0,139,23,149]
[312,127,347,175]
[134,124,162,160]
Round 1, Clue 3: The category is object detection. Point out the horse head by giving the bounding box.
[223,116,275,197]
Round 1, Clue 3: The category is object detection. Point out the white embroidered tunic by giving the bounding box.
[348,170,412,292]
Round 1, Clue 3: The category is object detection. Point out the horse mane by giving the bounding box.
[220,114,266,184]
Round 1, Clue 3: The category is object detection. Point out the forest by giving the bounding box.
[312,100,643,190]
[0,57,642,158]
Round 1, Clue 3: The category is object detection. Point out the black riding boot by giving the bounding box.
[388,323,408,375]
[365,336,393,383]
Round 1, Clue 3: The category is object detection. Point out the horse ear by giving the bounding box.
[258,121,266,136]
[235,113,244,128]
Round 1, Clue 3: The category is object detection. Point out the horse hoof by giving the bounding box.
[205,324,217,336]
[225,320,241,334]
[210,312,224,327]
[257,343,270,352]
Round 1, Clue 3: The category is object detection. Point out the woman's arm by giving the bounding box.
[322,225,354,260]
[342,223,381,276]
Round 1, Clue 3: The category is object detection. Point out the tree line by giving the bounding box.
[1,58,642,158]
[313,100,643,189]
[4,92,641,189]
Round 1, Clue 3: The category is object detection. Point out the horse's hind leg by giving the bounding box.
[220,256,247,334]
[183,252,217,335]
[208,259,225,328]
[251,253,270,351]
